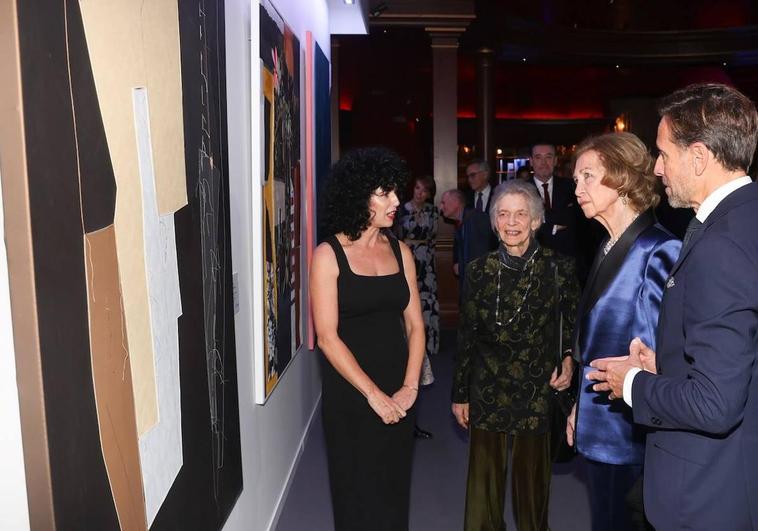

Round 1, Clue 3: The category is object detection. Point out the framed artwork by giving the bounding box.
[255,0,303,403]
[5,0,242,527]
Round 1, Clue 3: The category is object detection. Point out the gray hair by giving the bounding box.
[442,188,466,205]
[467,159,490,175]
[489,180,544,232]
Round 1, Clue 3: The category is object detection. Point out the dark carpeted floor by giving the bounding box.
[276,330,592,531]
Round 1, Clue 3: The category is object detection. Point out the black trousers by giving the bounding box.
[464,428,551,531]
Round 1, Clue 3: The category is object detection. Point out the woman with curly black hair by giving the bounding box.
[311,147,425,531]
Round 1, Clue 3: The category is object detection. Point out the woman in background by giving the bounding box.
[567,132,681,531]
[395,175,439,438]
[311,147,425,531]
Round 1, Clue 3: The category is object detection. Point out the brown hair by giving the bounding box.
[658,83,758,173]
[414,175,436,201]
[574,132,659,211]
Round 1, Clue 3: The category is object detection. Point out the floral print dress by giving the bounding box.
[395,201,439,385]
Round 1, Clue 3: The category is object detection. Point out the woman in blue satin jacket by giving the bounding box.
[565,132,681,531]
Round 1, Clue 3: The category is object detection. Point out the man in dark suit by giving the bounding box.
[464,159,493,214]
[588,83,758,530]
[465,159,492,215]
[529,143,579,258]
[439,189,494,297]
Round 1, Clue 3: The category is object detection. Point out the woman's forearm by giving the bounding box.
[317,334,379,398]
[402,321,425,387]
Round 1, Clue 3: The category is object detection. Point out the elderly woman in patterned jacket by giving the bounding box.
[452,179,580,531]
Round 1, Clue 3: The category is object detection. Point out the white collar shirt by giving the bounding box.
[475,184,492,213]
[533,176,553,204]
[696,176,752,222]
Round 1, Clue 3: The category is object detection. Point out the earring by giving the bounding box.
[620,194,628,206]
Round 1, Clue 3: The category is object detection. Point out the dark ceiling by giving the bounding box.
[338,1,758,174]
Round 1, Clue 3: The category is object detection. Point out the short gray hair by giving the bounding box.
[467,159,490,175]
[489,180,544,232]
[443,188,466,206]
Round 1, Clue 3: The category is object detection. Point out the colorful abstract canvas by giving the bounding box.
[258,0,302,401]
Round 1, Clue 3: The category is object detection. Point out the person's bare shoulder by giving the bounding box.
[312,241,339,273]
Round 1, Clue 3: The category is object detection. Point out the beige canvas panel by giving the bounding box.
[85,226,148,531]
[140,0,188,215]
[79,0,188,434]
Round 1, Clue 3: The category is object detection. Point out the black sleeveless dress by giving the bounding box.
[322,234,416,531]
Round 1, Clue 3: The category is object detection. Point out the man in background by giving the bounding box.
[439,189,493,299]
[530,142,580,258]
[464,160,493,214]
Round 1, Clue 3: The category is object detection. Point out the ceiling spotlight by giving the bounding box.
[344,0,354,4]
[723,62,727,66]
[522,57,527,62]
[615,64,620,69]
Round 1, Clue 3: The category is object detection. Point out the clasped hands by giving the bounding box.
[585,337,657,401]
[367,385,417,425]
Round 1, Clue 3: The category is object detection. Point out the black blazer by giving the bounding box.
[452,207,496,294]
[531,177,580,258]
[464,185,493,214]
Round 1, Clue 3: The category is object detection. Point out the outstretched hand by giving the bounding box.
[586,357,629,399]
[585,337,656,400]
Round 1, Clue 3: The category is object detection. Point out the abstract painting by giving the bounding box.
[5,0,242,528]
[257,0,302,402]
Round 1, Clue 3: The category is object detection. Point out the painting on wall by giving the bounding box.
[257,0,302,402]
[6,0,242,528]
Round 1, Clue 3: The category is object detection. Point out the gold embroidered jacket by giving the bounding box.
[452,247,579,434]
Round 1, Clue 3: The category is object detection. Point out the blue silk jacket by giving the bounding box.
[575,210,680,465]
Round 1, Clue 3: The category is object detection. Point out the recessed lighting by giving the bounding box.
[522,57,527,62]
[615,64,619,69]
[344,0,354,4]
[723,62,727,66]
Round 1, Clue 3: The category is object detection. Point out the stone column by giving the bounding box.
[429,32,460,203]
[475,47,495,167]
[428,31,461,327]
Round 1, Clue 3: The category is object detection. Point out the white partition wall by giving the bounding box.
[224,0,330,529]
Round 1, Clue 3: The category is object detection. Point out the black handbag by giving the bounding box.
[549,261,577,463]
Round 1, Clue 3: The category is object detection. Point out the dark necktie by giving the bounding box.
[475,192,483,212]
[682,216,703,251]
[542,182,551,210]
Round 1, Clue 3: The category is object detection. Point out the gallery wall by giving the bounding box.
[223,0,330,530]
